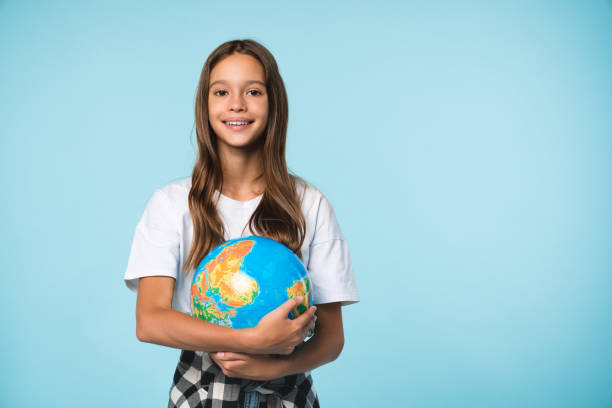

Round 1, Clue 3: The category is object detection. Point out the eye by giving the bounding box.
[248,89,263,96]
[213,90,228,96]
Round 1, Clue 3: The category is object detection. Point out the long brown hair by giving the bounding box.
[183,39,307,276]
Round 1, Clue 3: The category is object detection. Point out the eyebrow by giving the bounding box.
[209,80,266,87]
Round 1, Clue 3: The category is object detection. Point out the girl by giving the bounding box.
[124,39,360,408]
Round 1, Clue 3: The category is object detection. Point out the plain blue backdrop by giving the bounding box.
[1,1,611,407]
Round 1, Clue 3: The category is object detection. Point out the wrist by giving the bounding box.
[236,327,257,354]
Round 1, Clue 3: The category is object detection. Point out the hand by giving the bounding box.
[210,351,286,381]
[246,296,317,355]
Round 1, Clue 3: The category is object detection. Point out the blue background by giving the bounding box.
[1,1,611,407]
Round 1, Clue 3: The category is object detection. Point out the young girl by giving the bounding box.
[124,39,359,408]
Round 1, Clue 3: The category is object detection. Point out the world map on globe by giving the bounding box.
[191,236,312,329]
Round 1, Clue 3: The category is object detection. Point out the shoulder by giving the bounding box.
[157,176,191,197]
[154,176,191,207]
[140,177,190,222]
[293,176,326,212]
[293,176,343,243]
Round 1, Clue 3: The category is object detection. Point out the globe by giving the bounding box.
[191,236,313,329]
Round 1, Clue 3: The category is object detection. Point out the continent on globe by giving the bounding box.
[287,278,311,318]
[192,240,259,326]
[191,236,313,329]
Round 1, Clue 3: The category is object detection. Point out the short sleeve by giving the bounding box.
[124,189,180,293]
[307,194,360,306]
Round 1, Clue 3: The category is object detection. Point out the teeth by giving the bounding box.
[226,121,251,126]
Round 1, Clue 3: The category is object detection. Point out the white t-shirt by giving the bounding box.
[124,177,359,314]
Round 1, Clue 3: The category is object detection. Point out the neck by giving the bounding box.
[218,143,265,198]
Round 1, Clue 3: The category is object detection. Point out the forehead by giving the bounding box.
[209,53,265,85]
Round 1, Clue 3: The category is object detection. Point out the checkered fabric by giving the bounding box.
[168,350,320,408]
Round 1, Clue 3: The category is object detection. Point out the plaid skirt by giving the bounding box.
[168,350,320,408]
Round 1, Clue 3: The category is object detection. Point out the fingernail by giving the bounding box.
[296,296,303,302]
[218,352,224,358]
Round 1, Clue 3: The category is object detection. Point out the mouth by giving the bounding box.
[223,120,254,131]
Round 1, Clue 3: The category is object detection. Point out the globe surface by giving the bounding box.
[191,236,312,329]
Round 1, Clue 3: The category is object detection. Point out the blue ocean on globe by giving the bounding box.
[191,236,313,329]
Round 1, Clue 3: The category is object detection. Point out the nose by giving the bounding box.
[229,92,246,112]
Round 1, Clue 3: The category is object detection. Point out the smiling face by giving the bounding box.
[208,53,269,151]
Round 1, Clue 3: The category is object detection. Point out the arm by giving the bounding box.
[211,302,344,380]
[280,301,344,374]
[135,276,316,355]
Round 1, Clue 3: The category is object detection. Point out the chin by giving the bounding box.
[219,136,264,150]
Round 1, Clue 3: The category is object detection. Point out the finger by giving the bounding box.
[293,305,317,327]
[298,325,311,343]
[304,314,317,338]
[274,296,305,317]
[214,351,250,361]
[303,314,315,334]
[210,354,221,366]
[280,346,295,355]
[224,352,251,361]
